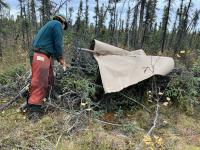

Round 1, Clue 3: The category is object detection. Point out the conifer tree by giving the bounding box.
[161,0,172,52]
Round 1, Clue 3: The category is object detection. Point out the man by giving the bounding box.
[27,14,68,122]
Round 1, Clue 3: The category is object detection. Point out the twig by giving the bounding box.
[120,93,151,113]
[46,102,83,115]
[94,118,122,127]
[53,0,67,15]
[0,84,29,111]
[135,102,160,150]
[147,100,160,135]
[37,136,56,149]
[66,117,80,134]
[55,134,63,149]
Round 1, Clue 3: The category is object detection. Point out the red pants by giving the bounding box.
[28,52,54,105]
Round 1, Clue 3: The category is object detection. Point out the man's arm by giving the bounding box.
[52,22,70,70]
[52,22,64,61]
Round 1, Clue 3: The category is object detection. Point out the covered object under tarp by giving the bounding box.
[91,39,174,93]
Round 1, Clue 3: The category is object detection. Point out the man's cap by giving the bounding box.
[53,14,68,30]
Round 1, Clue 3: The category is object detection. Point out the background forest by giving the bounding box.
[0,0,199,67]
[0,0,200,149]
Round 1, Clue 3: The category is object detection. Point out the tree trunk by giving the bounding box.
[137,0,146,49]
[0,33,2,62]
[85,0,89,28]
[124,7,130,47]
[131,3,139,49]
[161,0,172,52]
[30,0,37,32]
[95,0,99,35]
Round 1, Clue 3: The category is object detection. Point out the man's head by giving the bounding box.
[53,14,68,30]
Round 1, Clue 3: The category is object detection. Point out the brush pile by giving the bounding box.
[0,45,171,112]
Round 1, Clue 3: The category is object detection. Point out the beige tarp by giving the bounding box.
[92,39,175,93]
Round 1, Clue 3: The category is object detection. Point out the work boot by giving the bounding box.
[26,104,44,123]
[19,88,30,114]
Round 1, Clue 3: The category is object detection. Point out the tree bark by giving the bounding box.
[161,0,172,52]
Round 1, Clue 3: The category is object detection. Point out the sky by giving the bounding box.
[4,0,200,30]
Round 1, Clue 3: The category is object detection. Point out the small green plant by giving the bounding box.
[122,122,142,135]
[115,106,124,118]
[192,55,200,77]
[61,77,96,98]
[0,64,25,84]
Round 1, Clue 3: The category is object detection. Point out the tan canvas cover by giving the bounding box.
[92,39,175,93]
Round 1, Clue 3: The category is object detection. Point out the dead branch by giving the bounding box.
[147,100,160,135]
[53,0,67,15]
[0,83,29,111]
[120,93,151,113]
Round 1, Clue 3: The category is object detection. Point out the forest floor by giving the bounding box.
[0,99,200,150]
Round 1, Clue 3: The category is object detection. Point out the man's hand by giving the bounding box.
[59,57,70,71]
[62,63,70,71]
[59,57,65,65]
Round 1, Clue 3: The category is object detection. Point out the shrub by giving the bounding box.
[61,76,96,99]
[0,64,25,85]
[165,64,199,111]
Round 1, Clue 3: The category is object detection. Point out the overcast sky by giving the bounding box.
[5,0,200,30]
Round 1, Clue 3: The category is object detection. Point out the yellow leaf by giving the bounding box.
[149,147,154,150]
[163,120,168,124]
[153,135,163,145]
[85,108,92,111]
[147,91,152,94]
[81,102,86,107]
[148,100,153,103]
[166,97,171,101]
[163,102,168,106]
[143,135,152,143]
[180,50,185,54]
[43,98,47,102]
